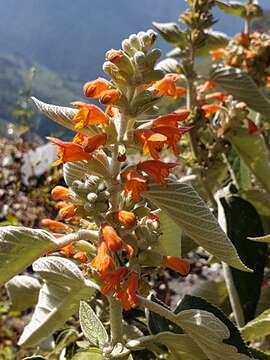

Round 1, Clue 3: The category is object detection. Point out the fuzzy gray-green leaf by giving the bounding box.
[79,301,108,346]
[143,182,251,272]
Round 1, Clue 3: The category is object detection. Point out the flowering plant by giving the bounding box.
[2,0,270,359]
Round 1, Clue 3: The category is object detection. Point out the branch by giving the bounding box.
[54,230,99,249]
[138,295,177,324]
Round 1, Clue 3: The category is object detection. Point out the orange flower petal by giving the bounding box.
[91,241,116,274]
[123,169,148,203]
[152,111,190,127]
[41,218,67,231]
[163,256,190,276]
[137,160,176,187]
[102,224,123,253]
[48,137,92,164]
[72,103,109,130]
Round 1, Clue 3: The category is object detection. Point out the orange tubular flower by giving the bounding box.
[48,137,92,165]
[174,87,187,97]
[200,80,216,93]
[102,224,123,253]
[153,126,189,156]
[152,111,190,127]
[117,271,139,311]
[91,241,116,274]
[210,48,226,60]
[60,243,74,258]
[101,267,128,295]
[113,211,136,227]
[205,92,226,102]
[202,104,221,117]
[151,73,181,96]
[163,256,190,276]
[137,160,176,187]
[123,169,148,203]
[58,203,76,219]
[83,78,111,98]
[51,186,71,201]
[99,89,121,105]
[134,129,167,160]
[41,218,67,231]
[83,133,107,153]
[72,102,109,130]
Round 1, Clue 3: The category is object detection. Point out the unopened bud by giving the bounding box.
[99,89,121,105]
[129,34,141,50]
[87,192,98,203]
[122,39,136,57]
[83,78,110,98]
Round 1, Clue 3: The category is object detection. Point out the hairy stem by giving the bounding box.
[108,295,124,345]
[222,263,245,327]
[55,230,99,249]
[138,295,177,324]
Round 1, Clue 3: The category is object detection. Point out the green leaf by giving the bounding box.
[147,294,183,335]
[216,1,246,17]
[210,66,270,117]
[154,210,182,258]
[79,301,108,347]
[18,256,94,347]
[63,154,110,188]
[31,97,99,136]
[129,332,204,360]
[249,348,270,360]
[220,195,266,322]
[155,58,180,74]
[71,348,102,360]
[241,309,270,342]
[249,234,270,243]
[152,22,187,47]
[196,30,230,57]
[226,128,270,194]
[0,226,58,286]
[143,182,251,272]
[188,280,228,308]
[175,295,252,360]
[241,190,270,217]
[53,329,79,356]
[6,275,41,311]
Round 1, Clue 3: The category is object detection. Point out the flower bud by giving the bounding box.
[122,39,136,56]
[51,186,71,201]
[134,51,147,70]
[99,89,121,105]
[83,78,110,98]
[103,61,127,85]
[87,192,98,203]
[129,34,141,50]
[113,210,136,227]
